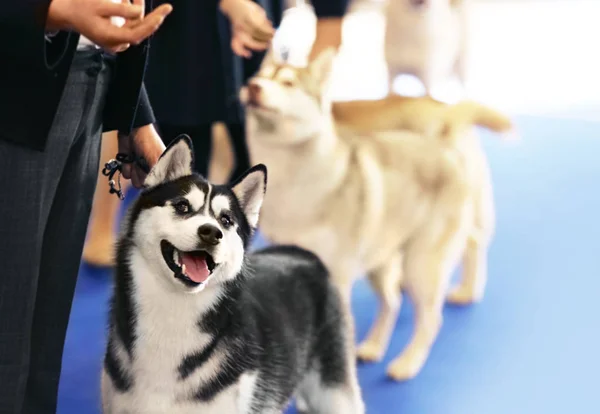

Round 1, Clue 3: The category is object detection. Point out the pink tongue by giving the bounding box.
[181,254,210,284]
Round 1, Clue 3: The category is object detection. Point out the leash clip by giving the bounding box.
[102,152,151,200]
[102,157,125,200]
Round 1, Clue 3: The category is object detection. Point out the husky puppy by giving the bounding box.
[240,48,513,381]
[384,0,470,95]
[100,136,364,414]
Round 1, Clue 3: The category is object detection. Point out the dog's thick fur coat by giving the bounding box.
[241,48,513,381]
[101,137,364,413]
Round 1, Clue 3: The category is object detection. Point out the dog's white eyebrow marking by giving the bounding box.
[211,194,231,217]
[274,66,297,82]
[259,65,276,78]
[203,184,213,214]
[185,187,205,211]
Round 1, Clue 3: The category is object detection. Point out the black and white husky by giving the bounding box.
[101,136,364,414]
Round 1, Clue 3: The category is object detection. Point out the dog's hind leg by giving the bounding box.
[387,217,467,381]
[447,236,489,305]
[296,279,365,414]
[357,252,403,363]
[448,175,495,305]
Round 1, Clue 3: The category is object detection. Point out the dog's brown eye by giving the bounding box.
[220,214,233,228]
[174,200,190,215]
[282,80,294,87]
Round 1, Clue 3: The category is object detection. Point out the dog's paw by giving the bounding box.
[386,352,427,382]
[446,285,483,305]
[356,340,386,363]
[295,396,309,413]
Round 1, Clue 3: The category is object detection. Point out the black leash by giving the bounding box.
[101,153,150,200]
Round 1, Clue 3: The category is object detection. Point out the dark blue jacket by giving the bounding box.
[144,0,349,127]
[0,1,156,151]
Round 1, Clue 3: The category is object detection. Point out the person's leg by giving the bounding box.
[21,50,112,414]
[224,122,250,182]
[0,49,107,414]
[82,130,128,267]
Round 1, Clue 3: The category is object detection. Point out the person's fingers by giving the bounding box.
[95,4,171,47]
[131,0,146,17]
[243,15,274,41]
[97,1,144,20]
[121,163,132,180]
[105,42,131,54]
[238,31,269,52]
[231,37,251,58]
[132,167,146,189]
[251,28,274,43]
[124,4,172,44]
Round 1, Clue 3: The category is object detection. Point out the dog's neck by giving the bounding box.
[249,109,349,177]
[246,109,353,224]
[115,246,231,327]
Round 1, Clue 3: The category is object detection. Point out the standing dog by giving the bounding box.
[384,0,470,95]
[240,49,512,381]
[101,136,364,413]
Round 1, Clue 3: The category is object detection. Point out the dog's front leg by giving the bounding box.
[357,252,403,363]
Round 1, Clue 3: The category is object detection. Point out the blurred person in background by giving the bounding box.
[0,1,173,412]
[83,0,349,267]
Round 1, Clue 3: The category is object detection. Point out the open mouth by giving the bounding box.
[160,240,217,288]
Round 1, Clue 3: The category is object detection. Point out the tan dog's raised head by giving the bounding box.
[240,48,337,142]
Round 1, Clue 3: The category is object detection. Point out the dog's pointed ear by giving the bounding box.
[144,135,194,188]
[261,47,276,68]
[308,47,337,86]
[231,164,267,228]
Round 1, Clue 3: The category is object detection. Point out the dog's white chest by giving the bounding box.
[109,383,241,414]
[115,267,243,412]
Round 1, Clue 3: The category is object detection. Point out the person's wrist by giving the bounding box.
[131,124,157,141]
[310,18,343,61]
[46,0,73,32]
[315,18,343,45]
[219,0,237,18]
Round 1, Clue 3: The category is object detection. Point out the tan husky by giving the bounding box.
[240,48,513,381]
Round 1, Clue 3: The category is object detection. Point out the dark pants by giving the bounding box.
[158,122,250,182]
[0,49,112,414]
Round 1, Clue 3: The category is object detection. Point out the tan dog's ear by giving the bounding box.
[308,47,337,86]
[261,47,276,68]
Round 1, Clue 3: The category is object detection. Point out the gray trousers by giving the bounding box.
[0,49,113,414]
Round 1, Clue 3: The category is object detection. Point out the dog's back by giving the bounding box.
[238,245,354,407]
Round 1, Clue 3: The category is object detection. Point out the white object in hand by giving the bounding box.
[110,0,127,28]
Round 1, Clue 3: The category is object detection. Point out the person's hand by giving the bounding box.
[220,0,274,58]
[309,18,343,61]
[47,0,173,54]
[118,124,166,188]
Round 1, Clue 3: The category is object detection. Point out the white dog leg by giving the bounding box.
[386,252,448,381]
[297,372,365,414]
[447,238,488,305]
[357,253,403,363]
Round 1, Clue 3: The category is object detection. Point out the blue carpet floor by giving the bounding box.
[58,115,600,414]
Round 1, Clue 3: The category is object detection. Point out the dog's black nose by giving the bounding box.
[198,224,223,245]
[248,82,261,103]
